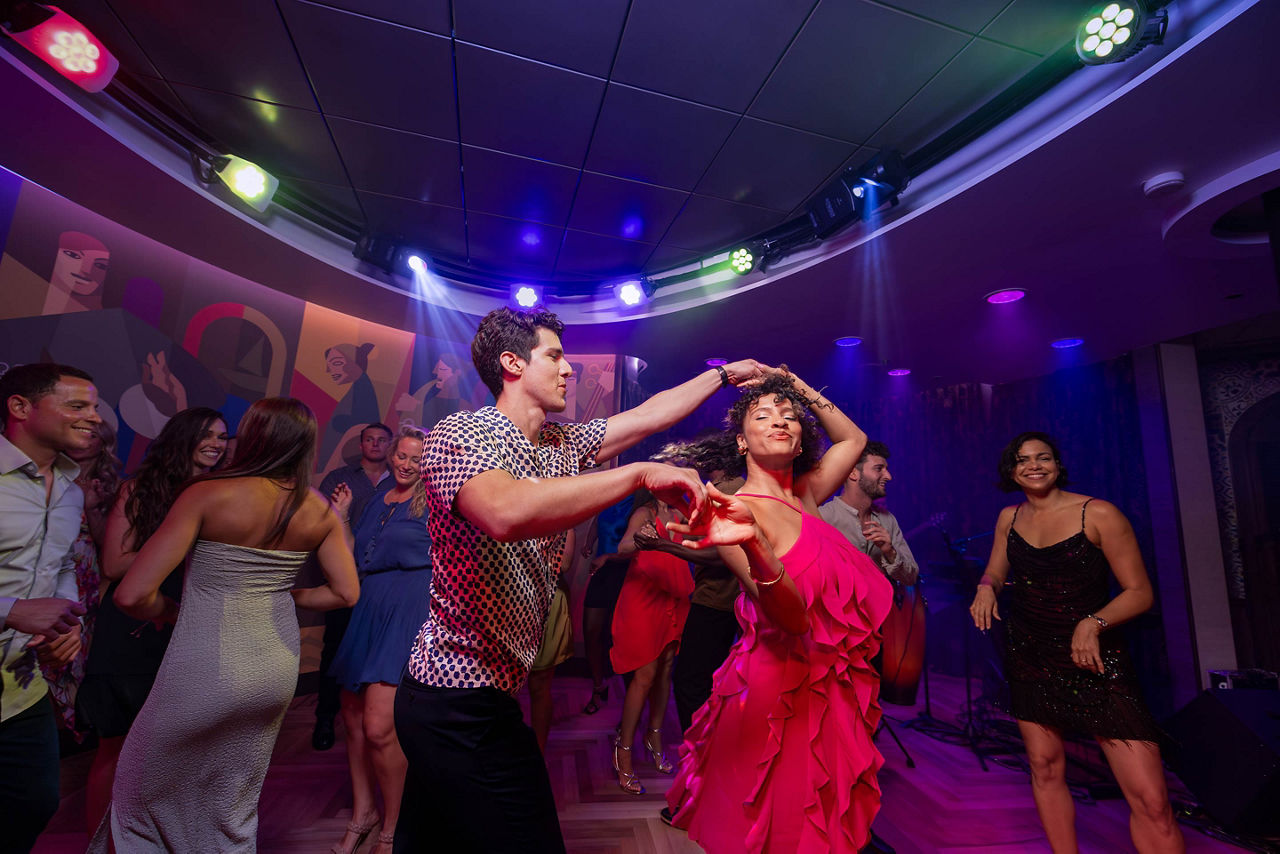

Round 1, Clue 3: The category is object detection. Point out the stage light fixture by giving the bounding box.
[807,150,909,239]
[215,154,278,212]
[1,3,119,92]
[1075,3,1167,65]
[985,288,1026,304]
[513,284,541,308]
[612,277,654,309]
[834,336,863,347]
[406,255,426,274]
[1051,337,1085,349]
[728,243,763,275]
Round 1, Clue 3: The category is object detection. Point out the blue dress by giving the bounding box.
[329,482,432,691]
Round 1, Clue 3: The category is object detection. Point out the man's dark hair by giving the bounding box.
[0,363,94,428]
[361,422,393,440]
[857,440,890,468]
[997,431,1070,492]
[471,306,565,398]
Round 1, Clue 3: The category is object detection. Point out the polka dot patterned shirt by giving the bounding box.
[408,406,606,695]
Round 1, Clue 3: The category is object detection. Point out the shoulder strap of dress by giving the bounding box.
[736,492,801,514]
[1080,498,1095,529]
[1010,503,1023,525]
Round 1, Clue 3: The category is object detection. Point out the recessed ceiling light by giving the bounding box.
[834,336,863,347]
[1051,337,1084,349]
[985,288,1026,304]
[887,368,911,377]
[705,358,728,367]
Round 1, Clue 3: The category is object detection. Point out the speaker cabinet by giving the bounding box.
[1164,689,1280,835]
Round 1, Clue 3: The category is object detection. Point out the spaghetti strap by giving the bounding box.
[736,492,802,514]
[1080,498,1095,529]
[1011,503,1023,525]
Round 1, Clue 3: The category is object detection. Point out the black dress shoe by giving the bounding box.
[312,716,336,751]
[859,829,895,854]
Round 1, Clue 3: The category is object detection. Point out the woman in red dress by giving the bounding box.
[608,494,693,794]
[661,369,891,853]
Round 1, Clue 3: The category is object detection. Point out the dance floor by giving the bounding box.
[35,671,1249,853]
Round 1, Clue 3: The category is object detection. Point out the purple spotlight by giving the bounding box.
[1051,337,1084,349]
[834,336,863,347]
[521,230,541,247]
[887,368,911,377]
[621,216,644,239]
[705,358,728,367]
[512,284,541,308]
[985,288,1026,304]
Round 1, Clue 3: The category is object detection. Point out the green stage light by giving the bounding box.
[215,155,279,212]
[729,245,757,275]
[1076,3,1166,65]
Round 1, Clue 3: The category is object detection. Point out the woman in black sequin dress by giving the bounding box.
[969,432,1184,854]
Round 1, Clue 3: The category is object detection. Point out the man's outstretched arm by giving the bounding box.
[596,360,762,463]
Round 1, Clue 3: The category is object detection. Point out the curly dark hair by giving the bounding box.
[124,407,226,548]
[657,373,824,480]
[997,431,1070,493]
[470,306,565,398]
[858,440,890,467]
[195,398,317,546]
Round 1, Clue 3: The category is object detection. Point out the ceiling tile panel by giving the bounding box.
[642,244,704,274]
[878,0,1010,33]
[662,195,789,252]
[555,231,655,277]
[282,177,364,224]
[585,84,738,190]
[696,119,855,211]
[567,173,688,244]
[610,0,817,112]
[312,0,451,35]
[328,118,461,206]
[455,0,630,78]
[170,83,347,185]
[461,146,580,227]
[129,75,197,125]
[868,39,1041,152]
[750,1,969,142]
[280,0,457,139]
[355,192,468,260]
[104,0,317,107]
[456,45,605,168]
[981,0,1088,55]
[466,212,564,275]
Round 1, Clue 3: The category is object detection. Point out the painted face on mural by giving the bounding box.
[51,231,110,295]
[325,348,357,384]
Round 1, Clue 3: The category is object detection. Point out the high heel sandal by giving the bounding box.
[371,829,395,853]
[643,728,674,774]
[583,684,608,715]
[330,817,379,854]
[612,739,645,795]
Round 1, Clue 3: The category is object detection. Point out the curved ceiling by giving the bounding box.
[1,0,1276,392]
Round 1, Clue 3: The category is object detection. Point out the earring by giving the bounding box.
[738,446,747,455]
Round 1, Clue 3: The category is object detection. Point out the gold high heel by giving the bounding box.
[643,728,674,774]
[612,738,645,795]
[330,817,379,854]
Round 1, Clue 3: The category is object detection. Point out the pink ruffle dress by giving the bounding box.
[665,494,893,852]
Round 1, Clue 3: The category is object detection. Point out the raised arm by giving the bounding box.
[789,371,866,507]
[970,505,1015,630]
[454,461,704,543]
[114,485,204,622]
[596,360,762,462]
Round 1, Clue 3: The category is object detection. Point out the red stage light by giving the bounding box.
[3,5,119,93]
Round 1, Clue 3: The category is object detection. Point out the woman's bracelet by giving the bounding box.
[1084,613,1108,630]
[751,568,786,588]
[714,365,731,387]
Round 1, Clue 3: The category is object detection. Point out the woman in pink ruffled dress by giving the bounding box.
[661,369,892,853]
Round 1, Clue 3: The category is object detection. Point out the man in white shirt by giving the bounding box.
[819,440,919,585]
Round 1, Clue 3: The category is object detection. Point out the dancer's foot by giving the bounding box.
[330,814,379,854]
[582,684,608,715]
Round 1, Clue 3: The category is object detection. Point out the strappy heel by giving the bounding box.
[642,728,674,774]
[583,684,608,715]
[371,829,395,854]
[330,816,379,854]
[612,738,645,795]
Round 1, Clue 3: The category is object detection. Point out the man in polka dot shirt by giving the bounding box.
[394,306,763,852]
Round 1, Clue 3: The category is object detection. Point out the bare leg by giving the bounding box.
[582,606,609,712]
[334,687,379,853]
[85,735,124,835]
[527,666,554,753]
[1018,720,1078,854]
[363,682,408,852]
[1097,738,1185,854]
[616,659,658,786]
[643,642,678,770]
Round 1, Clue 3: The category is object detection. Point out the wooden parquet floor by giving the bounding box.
[34,672,1249,853]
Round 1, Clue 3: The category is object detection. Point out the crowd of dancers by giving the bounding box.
[0,305,1186,853]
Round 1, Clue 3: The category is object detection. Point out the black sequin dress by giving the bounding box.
[1003,499,1161,742]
